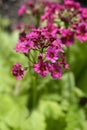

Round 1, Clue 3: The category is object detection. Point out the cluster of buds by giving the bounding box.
[12,0,87,80]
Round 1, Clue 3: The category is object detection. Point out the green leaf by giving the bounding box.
[0,121,9,130]
[4,106,28,128]
[76,68,87,94]
[38,100,63,119]
[21,111,46,130]
[0,94,16,119]
[65,106,86,130]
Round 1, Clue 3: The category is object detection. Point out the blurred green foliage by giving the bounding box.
[0,16,11,30]
[0,17,87,130]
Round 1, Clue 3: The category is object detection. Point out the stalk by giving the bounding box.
[67,47,73,104]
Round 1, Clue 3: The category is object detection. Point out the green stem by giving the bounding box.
[35,13,40,28]
[67,47,73,104]
[27,72,38,111]
[32,75,37,108]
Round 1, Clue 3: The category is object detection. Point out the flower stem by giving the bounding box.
[67,47,73,104]
[32,74,37,108]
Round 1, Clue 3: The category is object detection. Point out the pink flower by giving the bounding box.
[41,12,50,21]
[81,8,87,20]
[60,55,69,69]
[60,29,74,46]
[42,29,57,41]
[18,4,26,16]
[41,1,57,22]
[15,40,34,54]
[22,40,34,54]
[34,55,49,77]
[51,39,64,53]
[26,32,38,41]
[15,42,23,52]
[49,63,62,79]
[27,1,34,8]
[12,63,24,80]
[76,23,87,43]
[46,47,58,63]
[64,64,69,69]
[64,0,80,11]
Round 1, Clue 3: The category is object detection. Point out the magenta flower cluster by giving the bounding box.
[41,0,87,44]
[12,27,68,79]
[12,63,24,80]
[12,0,87,80]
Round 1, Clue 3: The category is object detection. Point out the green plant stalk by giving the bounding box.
[32,74,37,108]
[28,51,38,109]
[67,47,73,104]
